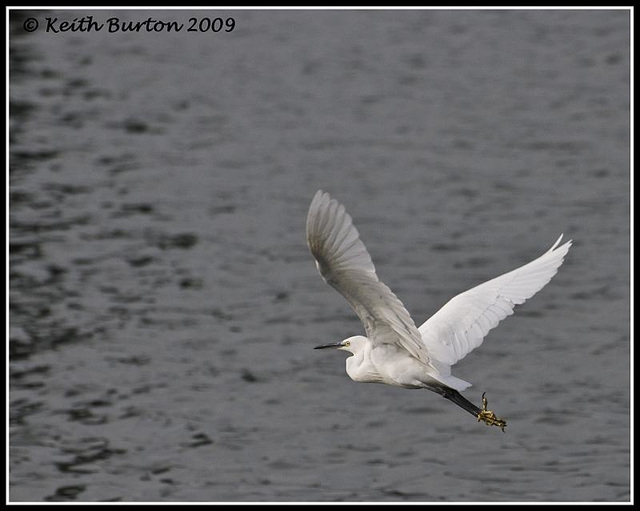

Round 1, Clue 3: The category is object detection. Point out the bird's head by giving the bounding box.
[314,335,368,355]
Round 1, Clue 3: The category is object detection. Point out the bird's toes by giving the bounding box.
[476,393,507,431]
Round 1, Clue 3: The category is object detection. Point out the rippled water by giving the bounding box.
[9,9,630,502]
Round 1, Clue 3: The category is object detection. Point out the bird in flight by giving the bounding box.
[307,190,572,431]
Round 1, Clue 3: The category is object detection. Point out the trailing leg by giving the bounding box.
[441,387,481,417]
[438,388,507,432]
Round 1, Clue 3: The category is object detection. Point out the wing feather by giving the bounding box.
[419,235,572,367]
[306,190,429,364]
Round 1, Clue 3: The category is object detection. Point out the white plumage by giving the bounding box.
[419,234,571,388]
[307,190,571,428]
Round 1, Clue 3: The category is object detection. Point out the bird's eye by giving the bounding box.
[344,340,350,347]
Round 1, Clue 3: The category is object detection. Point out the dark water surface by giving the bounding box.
[9,9,630,502]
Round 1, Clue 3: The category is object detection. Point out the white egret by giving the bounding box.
[307,190,572,431]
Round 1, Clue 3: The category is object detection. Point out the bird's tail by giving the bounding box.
[428,359,472,391]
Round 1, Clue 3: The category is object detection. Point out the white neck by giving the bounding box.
[345,343,382,383]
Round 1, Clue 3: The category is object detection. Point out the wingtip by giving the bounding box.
[545,234,572,266]
[307,190,335,245]
[551,233,563,250]
[311,189,330,207]
[550,233,573,251]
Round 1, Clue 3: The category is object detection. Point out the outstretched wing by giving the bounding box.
[419,235,572,367]
[306,190,429,364]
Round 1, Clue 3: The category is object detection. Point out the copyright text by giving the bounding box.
[23,15,236,34]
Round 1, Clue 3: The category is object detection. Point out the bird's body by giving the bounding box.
[342,335,442,389]
[307,190,572,431]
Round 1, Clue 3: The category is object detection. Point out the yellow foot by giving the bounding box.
[476,392,507,432]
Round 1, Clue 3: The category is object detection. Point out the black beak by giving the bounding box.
[314,341,343,350]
